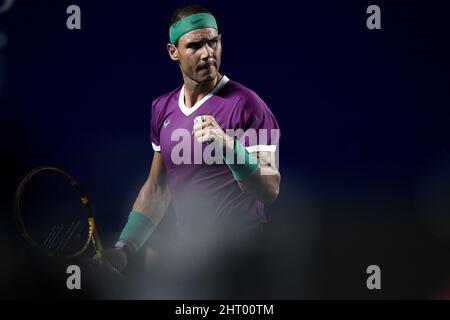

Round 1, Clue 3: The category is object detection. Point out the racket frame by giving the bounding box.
[14,166,104,258]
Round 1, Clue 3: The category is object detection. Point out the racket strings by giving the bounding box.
[42,225,58,249]
[42,221,83,254]
[56,220,81,253]
[44,225,63,250]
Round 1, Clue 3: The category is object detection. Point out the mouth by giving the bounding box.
[198,62,216,71]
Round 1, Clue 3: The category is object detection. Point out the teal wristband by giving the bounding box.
[223,139,259,181]
[119,211,156,253]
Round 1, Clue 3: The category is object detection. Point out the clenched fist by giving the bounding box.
[192,115,234,153]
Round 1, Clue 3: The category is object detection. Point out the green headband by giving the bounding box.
[169,13,218,45]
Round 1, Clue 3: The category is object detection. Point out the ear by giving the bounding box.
[167,43,179,61]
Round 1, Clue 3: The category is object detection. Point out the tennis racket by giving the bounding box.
[14,166,123,278]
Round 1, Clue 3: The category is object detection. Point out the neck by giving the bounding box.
[183,73,222,108]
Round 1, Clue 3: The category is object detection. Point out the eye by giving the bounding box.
[208,39,218,47]
[189,43,202,50]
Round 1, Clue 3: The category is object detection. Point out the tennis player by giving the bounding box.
[106,4,281,296]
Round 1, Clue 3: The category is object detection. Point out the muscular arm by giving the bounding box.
[104,152,170,271]
[193,116,281,205]
[132,151,171,225]
[236,150,281,205]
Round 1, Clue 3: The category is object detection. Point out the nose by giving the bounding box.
[200,43,213,60]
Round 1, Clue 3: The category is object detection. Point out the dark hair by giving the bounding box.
[168,4,213,46]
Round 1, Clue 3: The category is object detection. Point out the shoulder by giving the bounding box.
[222,79,269,115]
[150,86,182,127]
[152,86,182,111]
[222,79,264,104]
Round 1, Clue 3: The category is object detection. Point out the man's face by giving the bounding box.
[169,28,222,84]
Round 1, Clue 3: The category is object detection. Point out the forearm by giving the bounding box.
[237,159,280,205]
[117,178,170,253]
[132,178,171,225]
[223,137,280,205]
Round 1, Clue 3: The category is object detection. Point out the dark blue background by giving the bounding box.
[1,0,450,298]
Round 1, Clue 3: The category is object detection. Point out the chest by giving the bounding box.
[159,100,244,168]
